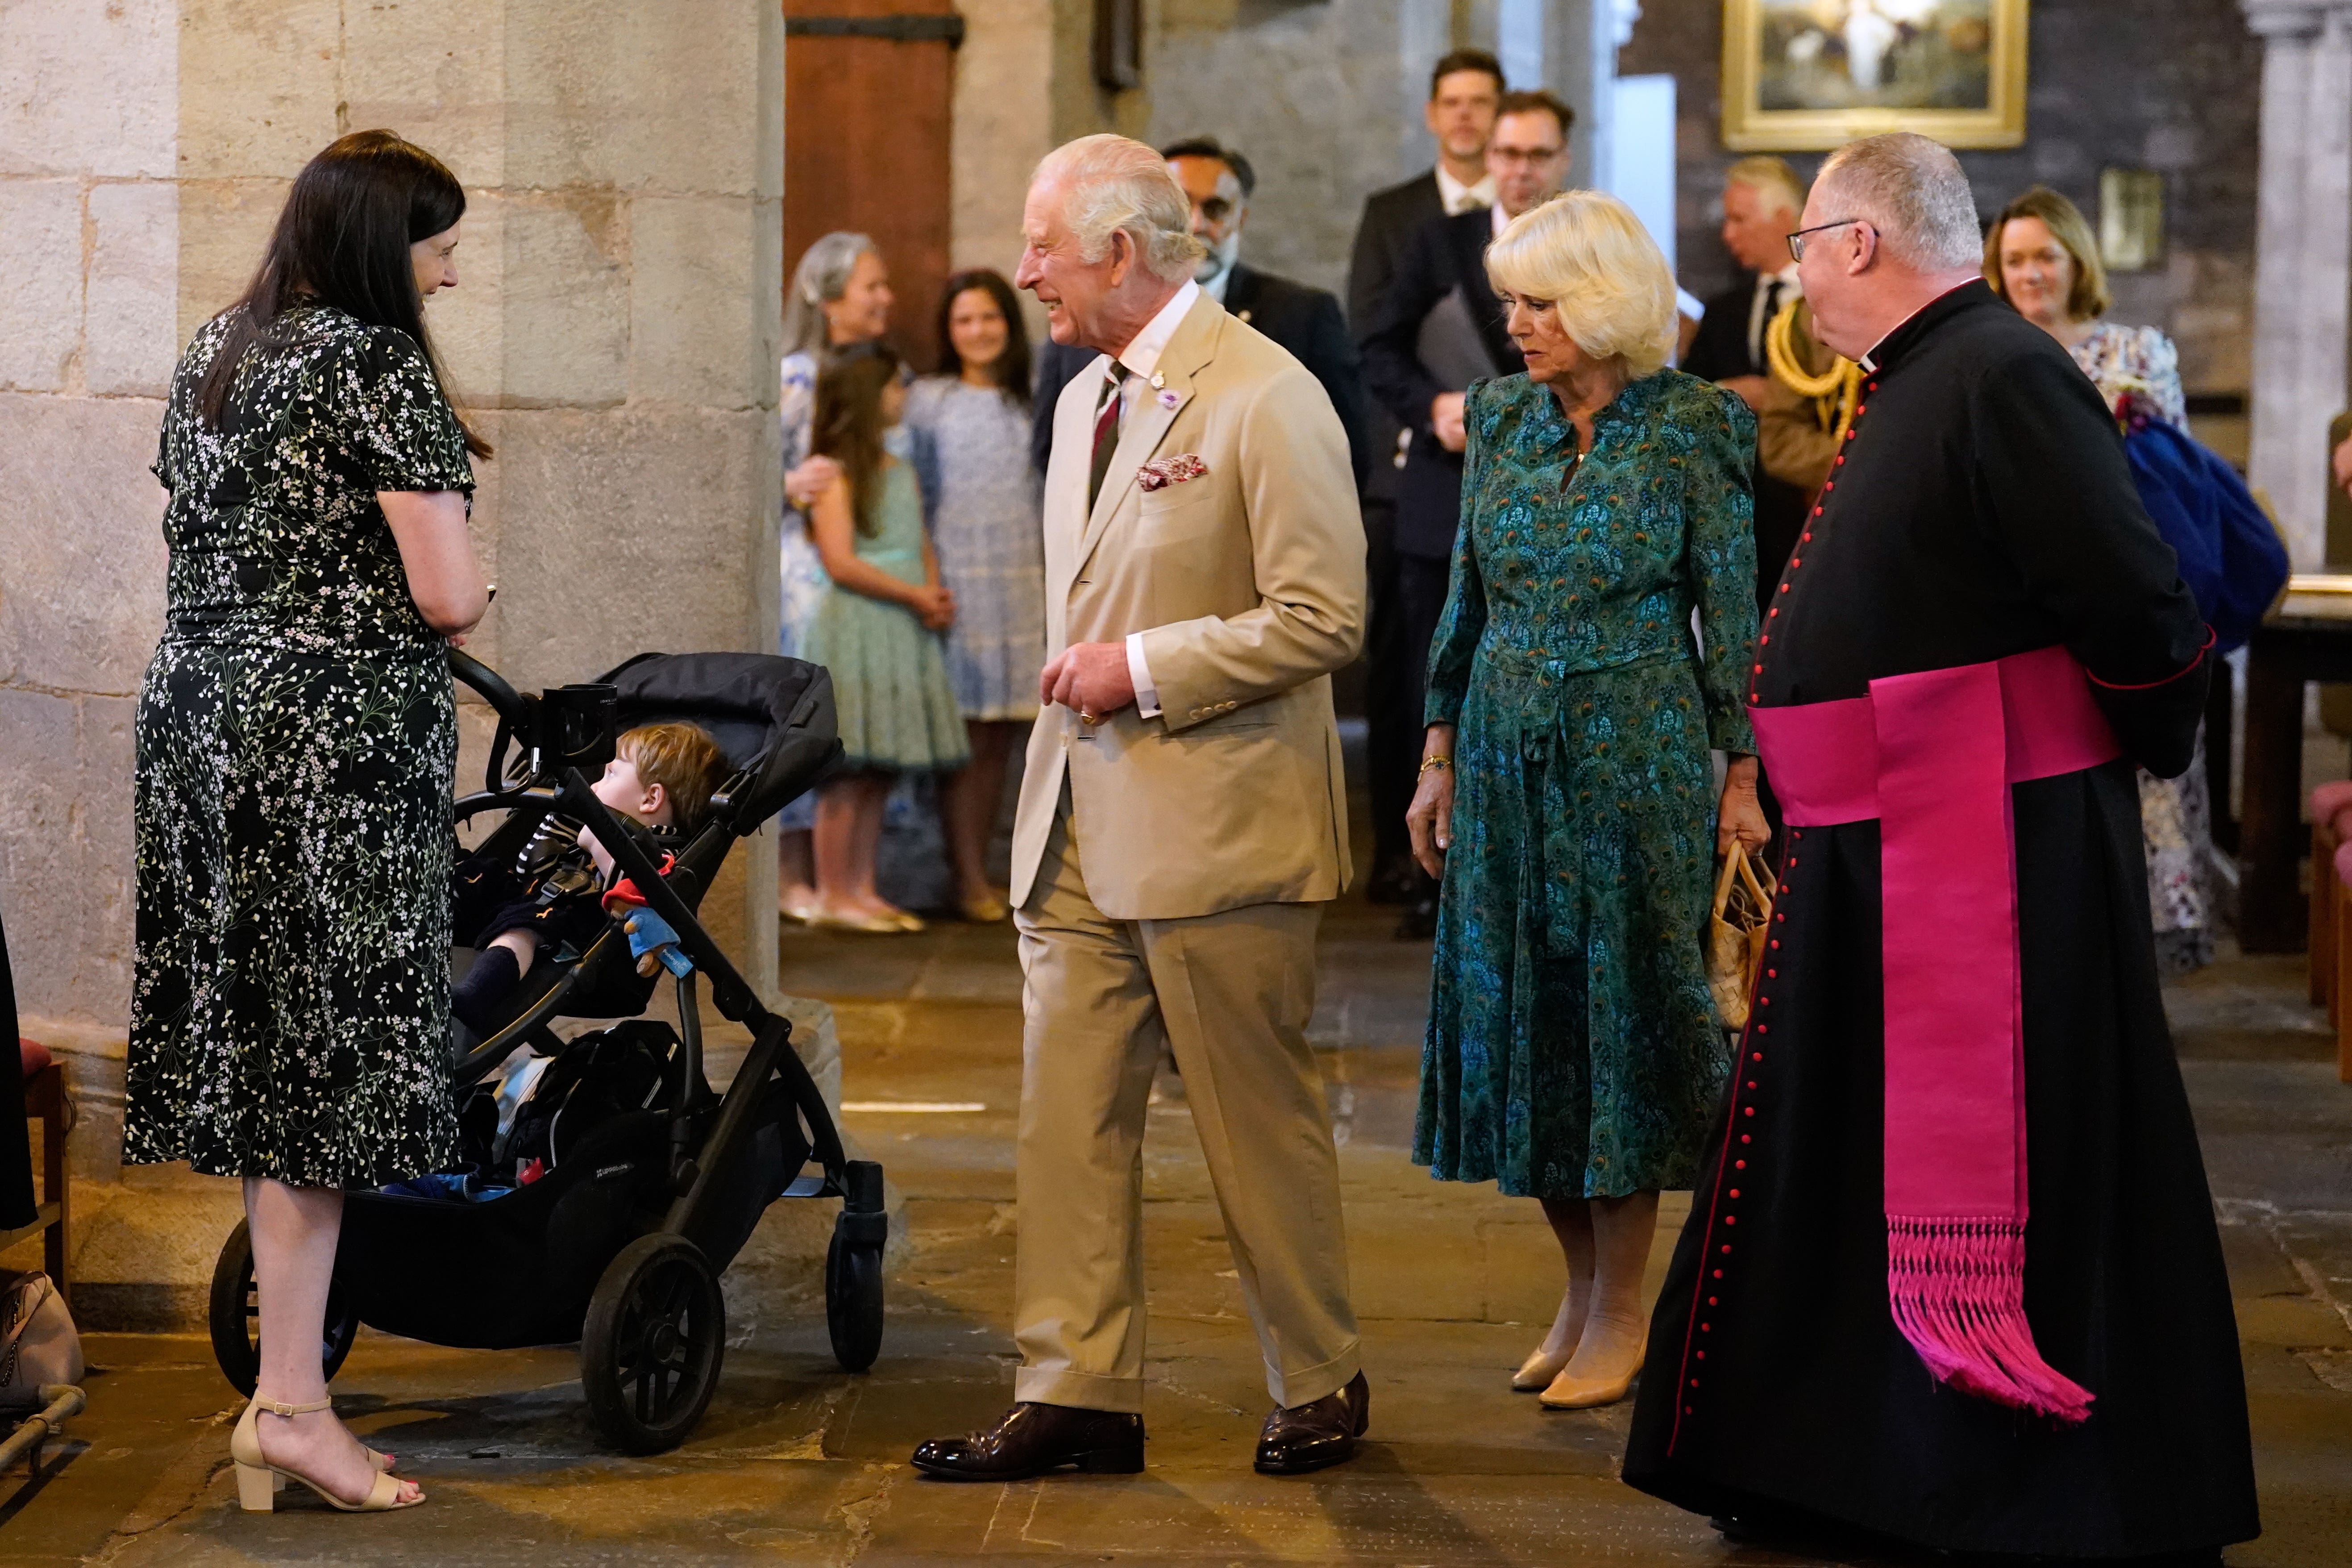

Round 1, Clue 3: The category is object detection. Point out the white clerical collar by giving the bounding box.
[1856,279,1977,373]
[1438,166,1496,216]
[1111,279,1202,384]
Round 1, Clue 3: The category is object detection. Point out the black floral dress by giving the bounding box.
[125,303,476,1188]
[1414,371,1758,1199]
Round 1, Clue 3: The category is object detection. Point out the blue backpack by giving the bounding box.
[2122,418,2288,654]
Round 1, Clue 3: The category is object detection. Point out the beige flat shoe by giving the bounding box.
[1537,1342,1647,1410]
[1512,1346,1573,1392]
[780,890,822,925]
[811,907,916,935]
[231,1397,422,1513]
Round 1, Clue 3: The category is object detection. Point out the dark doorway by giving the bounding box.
[784,0,961,370]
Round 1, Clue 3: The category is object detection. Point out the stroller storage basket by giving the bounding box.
[337,1084,812,1352]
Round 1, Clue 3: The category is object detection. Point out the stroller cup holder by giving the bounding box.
[206,648,881,1457]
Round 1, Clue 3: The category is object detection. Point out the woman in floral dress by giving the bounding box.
[125,132,489,1513]
[1406,193,1765,1412]
[905,270,1046,922]
[1988,186,2214,973]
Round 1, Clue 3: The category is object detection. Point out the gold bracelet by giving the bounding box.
[1419,755,1453,774]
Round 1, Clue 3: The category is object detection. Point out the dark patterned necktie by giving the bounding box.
[1088,370,1127,509]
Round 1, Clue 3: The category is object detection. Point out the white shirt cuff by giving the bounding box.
[1126,632,1161,719]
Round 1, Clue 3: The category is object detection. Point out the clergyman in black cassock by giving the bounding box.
[1622,276,2260,1557]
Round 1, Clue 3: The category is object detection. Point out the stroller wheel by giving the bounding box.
[825,1217,886,1373]
[206,1219,361,1397]
[582,1233,725,1454]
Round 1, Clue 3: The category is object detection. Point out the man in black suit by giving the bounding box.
[1358,89,1571,937]
[1681,156,1813,603]
[1345,50,1504,912]
[1029,138,1366,484]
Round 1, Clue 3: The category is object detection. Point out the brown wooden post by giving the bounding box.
[2240,634,2310,952]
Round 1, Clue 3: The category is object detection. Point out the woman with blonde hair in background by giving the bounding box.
[1987,185,2215,974]
[1406,190,1765,1410]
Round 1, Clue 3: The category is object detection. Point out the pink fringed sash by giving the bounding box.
[1748,645,2118,1423]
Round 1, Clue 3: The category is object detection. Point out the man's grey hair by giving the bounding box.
[1033,134,1203,284]
[1814,133,1982,273]
[782,231,877,358]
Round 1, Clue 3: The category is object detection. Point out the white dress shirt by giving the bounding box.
[1100,280,1201,719]
[1745,263,1803,368]
[1437,166,1497,216]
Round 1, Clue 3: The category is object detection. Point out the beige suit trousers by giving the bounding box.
[1011,798,1361,1414]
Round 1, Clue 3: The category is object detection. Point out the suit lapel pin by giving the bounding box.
[1148,371,1166,390]
[1157,388,1181,409]
[1238,309,1253,324]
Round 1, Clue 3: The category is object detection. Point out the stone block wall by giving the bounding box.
[1,0,785,1181]
[1621,0,2261,396]
[0,0,179,1167]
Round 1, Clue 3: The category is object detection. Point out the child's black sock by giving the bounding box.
[453,944,522,1033]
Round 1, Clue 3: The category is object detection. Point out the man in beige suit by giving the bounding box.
[911,135,1370,1482]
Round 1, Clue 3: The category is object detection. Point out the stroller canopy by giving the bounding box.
[595,652,839,836]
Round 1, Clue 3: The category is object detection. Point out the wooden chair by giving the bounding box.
[0,1041,67,1306]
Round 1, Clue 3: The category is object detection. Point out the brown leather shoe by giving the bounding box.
[1254,1371,1369,1475]
[910,1402,1144,1481]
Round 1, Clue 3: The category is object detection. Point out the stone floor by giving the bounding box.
[4,887,2351,1565]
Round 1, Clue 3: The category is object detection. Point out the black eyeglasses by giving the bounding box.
[1787,218,1867,262]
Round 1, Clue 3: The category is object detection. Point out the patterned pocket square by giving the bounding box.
[1138,454,1209,492]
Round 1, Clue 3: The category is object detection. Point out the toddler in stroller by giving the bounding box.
[207,648,888,1456]
[449,720,729,1036]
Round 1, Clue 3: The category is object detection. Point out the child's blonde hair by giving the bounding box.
[618,723,729,837]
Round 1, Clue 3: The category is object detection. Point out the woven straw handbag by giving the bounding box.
[1707,843,1777,1031]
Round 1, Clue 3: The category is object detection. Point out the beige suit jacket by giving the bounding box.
[1011,293,1366,921]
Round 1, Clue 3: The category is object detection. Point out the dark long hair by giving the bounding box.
[813,342,904,537]
[933,269,1032,411]
[197,130,491,458]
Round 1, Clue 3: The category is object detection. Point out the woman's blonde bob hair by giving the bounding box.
[1983,185,2111,324]
[1485,191,1678,379]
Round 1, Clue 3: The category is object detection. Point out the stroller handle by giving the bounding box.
[449,647,531,730]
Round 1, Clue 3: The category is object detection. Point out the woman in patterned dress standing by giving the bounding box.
[905,270,1046,923]
[1405,193,1767,1411]
[125,132,490,1513]
[1987,186,2215,973]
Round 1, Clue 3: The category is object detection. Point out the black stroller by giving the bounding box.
[206,648,885,1454]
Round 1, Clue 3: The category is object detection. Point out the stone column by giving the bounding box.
[2243,0,2352,565]
[1,0,784,1191]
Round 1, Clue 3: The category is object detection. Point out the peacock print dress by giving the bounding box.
[125,302,475,1188]
[1415,370,1758,1199]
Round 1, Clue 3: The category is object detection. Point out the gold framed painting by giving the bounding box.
[1722,0,2029,152]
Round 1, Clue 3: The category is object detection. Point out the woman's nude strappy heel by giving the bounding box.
[230,1397,423,1513]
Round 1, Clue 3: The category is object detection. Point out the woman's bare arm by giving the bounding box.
[809,477,929,610]
[381,490,488,636]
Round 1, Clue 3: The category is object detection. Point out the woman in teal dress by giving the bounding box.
[1405,192,1768,1412]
